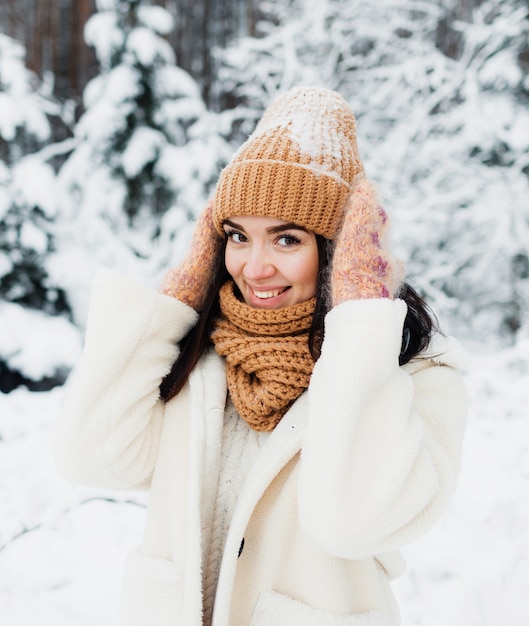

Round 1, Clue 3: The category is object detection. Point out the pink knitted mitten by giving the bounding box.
[160,200,223,311]
[331,179,404,306]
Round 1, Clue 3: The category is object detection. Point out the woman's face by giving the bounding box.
[223,215,319,309]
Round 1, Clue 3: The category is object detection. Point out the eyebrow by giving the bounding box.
[223,219,308,234]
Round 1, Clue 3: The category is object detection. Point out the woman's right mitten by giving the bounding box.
[160,199,223,311]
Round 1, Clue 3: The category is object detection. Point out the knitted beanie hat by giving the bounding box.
[213,86,365,240]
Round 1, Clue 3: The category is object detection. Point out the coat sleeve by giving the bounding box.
[298,297,467,559]
[53,268,198,490]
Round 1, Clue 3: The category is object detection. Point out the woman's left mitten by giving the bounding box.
[331,179,404,306]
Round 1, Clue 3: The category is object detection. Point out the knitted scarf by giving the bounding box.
[211,281,316,432]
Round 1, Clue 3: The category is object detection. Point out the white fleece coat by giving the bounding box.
[54,268,467,626]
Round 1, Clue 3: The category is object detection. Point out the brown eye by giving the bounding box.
[277,234,301,246]
[224,229,247,243]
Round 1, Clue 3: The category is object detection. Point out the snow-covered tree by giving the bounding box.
[0,157,67,314]
[0,34,56,166]
[0,34,67,314]
[0,34,81,391]
[369,0,529,343]
[55,0,233,324]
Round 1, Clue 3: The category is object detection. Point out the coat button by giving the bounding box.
[238,538,245,558]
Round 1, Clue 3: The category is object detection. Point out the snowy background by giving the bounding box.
[1,0,528,624]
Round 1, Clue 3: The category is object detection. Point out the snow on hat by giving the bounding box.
[213,85,365,240]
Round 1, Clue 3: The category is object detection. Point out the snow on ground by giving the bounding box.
[0,342,528,625]
[0,387,147,625]
[395,341,529,626]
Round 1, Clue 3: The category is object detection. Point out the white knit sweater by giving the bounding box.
[202,399,270,624]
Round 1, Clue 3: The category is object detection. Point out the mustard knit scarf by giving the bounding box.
[211,281,316,432]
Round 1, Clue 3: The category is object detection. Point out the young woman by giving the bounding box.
[55,86,467,626]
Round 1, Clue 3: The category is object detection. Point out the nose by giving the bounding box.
[242,246,275,281]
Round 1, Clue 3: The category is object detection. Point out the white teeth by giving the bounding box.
[253,289,283,299]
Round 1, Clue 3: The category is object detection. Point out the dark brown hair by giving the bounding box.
[159,236,438,402]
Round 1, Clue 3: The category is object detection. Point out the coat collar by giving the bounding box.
[187,348,308,532]
[241,390,308,495]
[221,390,308,549]
[192,348,308,528]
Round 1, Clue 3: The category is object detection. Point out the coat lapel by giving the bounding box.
[241,392,308,502]
[212,392,308,626]
[183,350,227,626]
[183,348,309,626]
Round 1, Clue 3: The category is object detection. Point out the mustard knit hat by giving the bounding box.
[213,86,365,240]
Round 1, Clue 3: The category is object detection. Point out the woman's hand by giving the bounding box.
[331,179,404,305]
[160,199,223,311]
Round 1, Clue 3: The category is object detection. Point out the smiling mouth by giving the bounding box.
[252,287,289,299]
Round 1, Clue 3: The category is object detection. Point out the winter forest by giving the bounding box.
[0,0,528,624]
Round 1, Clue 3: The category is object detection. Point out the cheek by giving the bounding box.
[296,250,319,296]
[224,248,238,279]
[305,260,319,295]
